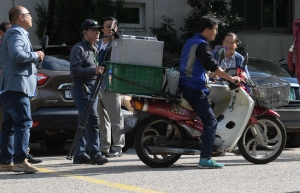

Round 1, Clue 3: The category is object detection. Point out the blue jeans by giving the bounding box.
[71,81,101,158]
[0,91,32,164]
[180,86,217,159]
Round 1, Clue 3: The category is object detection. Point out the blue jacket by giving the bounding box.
[96,40,113,89]
[0,25,38,96]
[179,33,211,95]
[69,40,99,81]
[213,50,250,77]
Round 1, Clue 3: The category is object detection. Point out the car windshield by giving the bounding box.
[42,55,70,71]
[248,58,291,77]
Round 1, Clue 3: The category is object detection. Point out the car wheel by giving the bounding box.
[285,133,300,148]
[45,140,66,151]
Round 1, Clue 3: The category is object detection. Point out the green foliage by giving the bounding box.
[34,0,125,45]
[181,0,244,48]
[34,0,47,41]
[150,0,248,57]
[150,16,182,58]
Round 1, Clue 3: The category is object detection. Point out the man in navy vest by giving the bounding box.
[179,15,242,169]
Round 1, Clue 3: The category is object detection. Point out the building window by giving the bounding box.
[232,0,292,32]
[117,3,145,29]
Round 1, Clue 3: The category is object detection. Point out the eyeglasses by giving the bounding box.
[20,13,32,17]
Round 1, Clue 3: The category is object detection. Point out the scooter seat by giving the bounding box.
[180,97,194,111]
[179,95,214,111]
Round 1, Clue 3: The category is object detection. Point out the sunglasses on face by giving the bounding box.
[20,12,32,17]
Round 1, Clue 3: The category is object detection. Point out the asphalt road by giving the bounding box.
[1,147,300,193]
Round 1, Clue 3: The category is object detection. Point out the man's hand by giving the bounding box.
[208,71,219,79]
[213,67,245,84]
[230,76,245,84]
[36,51,45,61]
[95,66,105,74]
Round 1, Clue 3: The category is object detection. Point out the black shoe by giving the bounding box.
[106,150,122,158]
[90,156,109,165]
[73,155,91,164]
[27,154,43,164]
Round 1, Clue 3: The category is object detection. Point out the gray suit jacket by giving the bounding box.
[0,25,38,96]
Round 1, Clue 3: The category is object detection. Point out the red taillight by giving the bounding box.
[32,121,40,127]
[37,73,49,86]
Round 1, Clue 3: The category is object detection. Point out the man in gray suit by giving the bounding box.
[0,6,44,173]
[97,17,124,158]
[0,20,42,165]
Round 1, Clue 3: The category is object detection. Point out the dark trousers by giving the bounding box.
[71,81,101,158]
[180,86,217,159]
[0,91,32,164]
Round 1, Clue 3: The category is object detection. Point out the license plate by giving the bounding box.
[289,88,295,100]
[65,90,72,99]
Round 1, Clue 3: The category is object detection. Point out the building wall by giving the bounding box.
[295,0,300,19]
[116,0,191,38]
[0,0,191,47]
[0,0,297,62]
[0,0,40,45]
[237,1,299,62]
[238,33,293,62]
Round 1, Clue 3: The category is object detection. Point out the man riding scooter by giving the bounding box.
[179,15,243,169]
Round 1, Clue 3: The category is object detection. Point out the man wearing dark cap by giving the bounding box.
[70,19,108,165]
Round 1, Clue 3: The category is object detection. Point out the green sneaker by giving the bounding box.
[197,159,224,169]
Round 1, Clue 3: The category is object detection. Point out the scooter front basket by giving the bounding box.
[251,76,290,109]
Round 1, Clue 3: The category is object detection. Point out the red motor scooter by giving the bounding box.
[130,68,289,168]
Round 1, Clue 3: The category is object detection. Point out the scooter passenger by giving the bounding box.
[210,32,250,80]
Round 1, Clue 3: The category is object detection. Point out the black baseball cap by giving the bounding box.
[81,19,102,31]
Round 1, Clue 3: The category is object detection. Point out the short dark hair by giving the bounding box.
[101,16,118,26]
[224,32,240,44]
[197,15,219,33]
[9,6,23,23]
[0,21,10,32]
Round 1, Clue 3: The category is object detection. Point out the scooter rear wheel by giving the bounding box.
[237,116,286,164]
[134,116,185,168]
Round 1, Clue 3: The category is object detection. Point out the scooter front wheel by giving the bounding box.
[237,116,286,164]
[134,116,185,168]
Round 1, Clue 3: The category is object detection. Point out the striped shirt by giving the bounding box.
[220,54,236,70]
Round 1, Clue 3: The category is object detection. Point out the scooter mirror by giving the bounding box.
[226,68,238,76]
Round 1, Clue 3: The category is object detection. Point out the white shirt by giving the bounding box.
[99,40,109,51]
